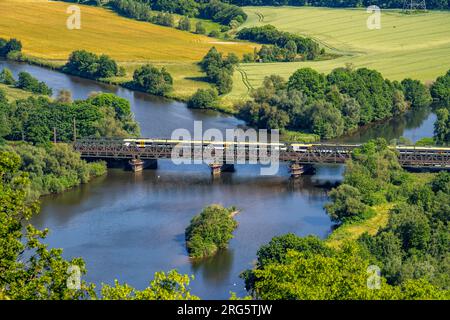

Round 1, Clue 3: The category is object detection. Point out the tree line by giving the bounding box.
[0,85,140,145]
[226,0,450,10]
[0,69,53,96]
[237,25,321,61]
[60,0,247,27]
[237,66,436,139]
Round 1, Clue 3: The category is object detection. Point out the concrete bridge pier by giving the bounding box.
[129,158,145,173]
[290,163,316,178]
[129,158,158,172]
[289,163,304,178]
[209,163,235,177]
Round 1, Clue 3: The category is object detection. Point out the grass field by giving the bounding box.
[0,0,258,100]
[0,83,36,102]
[230,6,450,99]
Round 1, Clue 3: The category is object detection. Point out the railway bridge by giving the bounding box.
[73,138,450,177]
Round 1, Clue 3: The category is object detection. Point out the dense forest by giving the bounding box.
[241,139,450,299]
[225,0,450,10]
[237,66,436,139]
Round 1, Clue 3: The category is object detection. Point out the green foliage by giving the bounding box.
[326,184,374,224]
[401,78,432,109]
[1,93,139,144]
[0,68,16,86]
[248,242,448,300]
[195,21,206,34]
[0,150,95,299]
[200,47,238,95]
[185,205,238,259]
[0,143,106,201]
[101,270,199,300]
[431,69,450,108]
[187,88,218,109]
[15,72,52,96]
[236,66,427,139]
[63,50,119,80]
[237,25,320,61]
[434,108,450,145]
[178,16,191,31]
[130,64,173,96]
[0,38,22,57]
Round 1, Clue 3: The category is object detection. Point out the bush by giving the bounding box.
[130,64,173,96]
[0,68,16,85]
[15,72,52,96]
[63,50,119,80]
[0,38,22,57]
[187,88,218,109]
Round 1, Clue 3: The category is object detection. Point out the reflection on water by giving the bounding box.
[335,107,436,144]
[0,59,437,299]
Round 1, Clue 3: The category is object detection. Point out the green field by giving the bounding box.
[230,6,450,99]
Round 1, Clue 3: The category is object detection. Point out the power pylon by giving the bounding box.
[403,0,427,12]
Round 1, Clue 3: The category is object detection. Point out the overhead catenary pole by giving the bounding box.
[73,118,77,142]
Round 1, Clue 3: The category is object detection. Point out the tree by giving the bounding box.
[434,108,450,145]
[56,89,73,103]
[0,68,15,85]
[178,16,191,31]
[0,38,22,57]
[195,21,206,34]
[187,88,218,109]
[401,78,432,109]
[185,205,238,258]
[430,70,450,108]
[131,64,173,96]
[326,184,372,224]
[287,68,326,99]
[100,270,199,300]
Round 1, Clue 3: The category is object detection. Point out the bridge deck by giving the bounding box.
[73,139,450,169]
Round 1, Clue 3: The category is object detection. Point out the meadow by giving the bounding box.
[230,6,450,99]
[0,0,257,100]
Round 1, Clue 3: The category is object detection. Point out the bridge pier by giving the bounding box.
[289,163,315,178]
[289,163,304,178]
[209,163,235,177]
[128,158,157,172]
[129,158,144,173]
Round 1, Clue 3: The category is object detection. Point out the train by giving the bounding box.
[122,139,450,154]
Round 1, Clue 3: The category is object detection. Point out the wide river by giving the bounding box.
[0,60,436,299]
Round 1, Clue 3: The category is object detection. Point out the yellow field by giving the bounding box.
[0,0,258,99]
[230,6,450,99]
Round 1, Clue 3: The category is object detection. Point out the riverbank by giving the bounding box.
[325,172,437,249]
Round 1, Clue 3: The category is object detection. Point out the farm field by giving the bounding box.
[230,6,450,99]
[0,0,258,100]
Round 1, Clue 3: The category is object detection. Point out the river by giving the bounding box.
[0,60,436,299]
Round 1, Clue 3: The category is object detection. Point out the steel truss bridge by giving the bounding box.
[73,139,450,169]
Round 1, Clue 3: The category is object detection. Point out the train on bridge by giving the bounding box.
[123,138,450,155]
